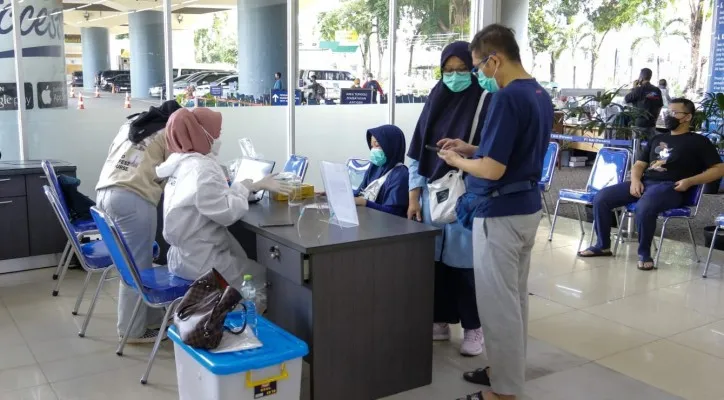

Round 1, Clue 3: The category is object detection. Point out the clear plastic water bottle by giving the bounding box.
[240,274,257,335]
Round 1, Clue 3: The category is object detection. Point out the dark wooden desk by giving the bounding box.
[0,160,76,273]
[229,199,439,400]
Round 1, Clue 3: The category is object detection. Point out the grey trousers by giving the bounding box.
[473,212,541,396]
[97,188,164,338]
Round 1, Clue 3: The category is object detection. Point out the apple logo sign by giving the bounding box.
[41,86,51,105]
[37,82,67,109]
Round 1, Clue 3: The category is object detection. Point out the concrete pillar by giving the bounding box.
[81,27,110,90]
[0,0,66,160]
[237,0,287,96]
[476,0,531,69]
[129,11,164,98]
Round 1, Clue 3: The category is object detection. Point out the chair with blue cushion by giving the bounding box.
[346,158,371,192]
[612,185,705,267]
[43,186,113,337]
[42,160,97,296]
[90,206,192,385]
[703,213,724,278]
[283,154,310,182]
[548,147,631,241]
[539,142,560,224]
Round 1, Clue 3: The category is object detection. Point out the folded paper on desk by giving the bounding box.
[320,161,359,227]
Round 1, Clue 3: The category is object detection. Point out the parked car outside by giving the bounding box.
[108,74,131,93]
[149,74,192,97]
[195,75,239,98]
[172,71,233,96]
[100,70,129,91]
[70,71,83,87]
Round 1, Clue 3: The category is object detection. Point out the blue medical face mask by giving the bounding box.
[476,58,500,93]
[442,72,472,92]
[370,148,387,166]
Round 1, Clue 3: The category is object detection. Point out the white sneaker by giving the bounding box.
[460,328,484,357]
[433,323,451,341]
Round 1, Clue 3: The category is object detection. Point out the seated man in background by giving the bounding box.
[354,125,409,217]
[579,98,724,270]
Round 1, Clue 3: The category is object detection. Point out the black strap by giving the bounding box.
[489,180,537,198]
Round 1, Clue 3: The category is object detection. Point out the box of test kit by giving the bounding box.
[272,184,315,201]
[168,313,308,400]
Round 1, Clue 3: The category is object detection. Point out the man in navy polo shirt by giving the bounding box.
[438,24,553,400]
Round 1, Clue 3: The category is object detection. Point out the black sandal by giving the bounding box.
[578,247,613,258]
[463,367,491,386]
[637,260,657,271]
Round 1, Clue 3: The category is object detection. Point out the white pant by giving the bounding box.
[97,188,164,338]
[473,212,541,396]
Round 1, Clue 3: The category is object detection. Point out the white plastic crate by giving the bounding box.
[169,314,308,400]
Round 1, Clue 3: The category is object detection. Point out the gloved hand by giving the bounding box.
[252,174,294,195]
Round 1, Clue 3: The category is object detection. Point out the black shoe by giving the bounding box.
[463,367,491,386]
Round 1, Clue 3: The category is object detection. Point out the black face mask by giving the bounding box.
[664,115,683,131]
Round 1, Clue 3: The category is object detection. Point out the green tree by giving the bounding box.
[566,24,593,88]
[630,11,688,81]
[194,13,238,64]
[685,0,713,92]
[399,0,452,75]
[318,0,375,74]
[584,0,658,88]
[528,0,556,74]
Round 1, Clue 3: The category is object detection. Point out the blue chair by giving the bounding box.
[540,142,560,224]
[548,147,631,241]
[346,158,371,192]
[41,160,97,296]
[613,185,705,267]
[43,186,113,337]
[283,155,309,182]
[703,213,724,278]
[90,207,192,385]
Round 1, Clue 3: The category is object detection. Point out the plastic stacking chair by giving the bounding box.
[41,160,97,296]
[548,147,630,241]
[43,186,113,337]
[283,155,310,182]
[346,158,371,192]
[539,142,560,225]
[90,206,192,385]
[703,213,724,278]
[613,185,705,267]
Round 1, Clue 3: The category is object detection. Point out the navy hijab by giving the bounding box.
[407,41,485,181]
[360,124,407,188]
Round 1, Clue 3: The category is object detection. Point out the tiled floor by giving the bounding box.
[1,217,723,399]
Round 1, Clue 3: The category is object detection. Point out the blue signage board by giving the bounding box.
[709,3,724,93]
[340,88,373,105]
[209,84,223,97]
[271,89,301,106]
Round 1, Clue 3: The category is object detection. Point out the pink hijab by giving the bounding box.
[165,108,222,154]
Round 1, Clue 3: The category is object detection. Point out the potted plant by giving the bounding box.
[563,86,649,141]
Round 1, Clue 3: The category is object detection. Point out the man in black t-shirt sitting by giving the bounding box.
[625,68,664,140]
[579,98,724,270]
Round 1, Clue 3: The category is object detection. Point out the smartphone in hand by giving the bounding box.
[425,144,441,152]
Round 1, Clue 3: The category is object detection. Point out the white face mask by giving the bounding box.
[210,139,222,156]
[202,127,221,156]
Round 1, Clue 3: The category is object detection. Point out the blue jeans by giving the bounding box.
[592,181,684,260]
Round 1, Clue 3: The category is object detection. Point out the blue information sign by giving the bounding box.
[209,84,223,97]
[271,89,301,106]
[340,88,373,105]
[708,3,724,94]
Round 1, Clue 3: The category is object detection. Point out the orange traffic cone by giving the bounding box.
[94,86,100,98]
[77,94,85,110]
[69,86,75,98]
[123,93,131,109]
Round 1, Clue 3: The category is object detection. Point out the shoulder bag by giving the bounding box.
[427,91,489,224]
[173,268,244,350]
